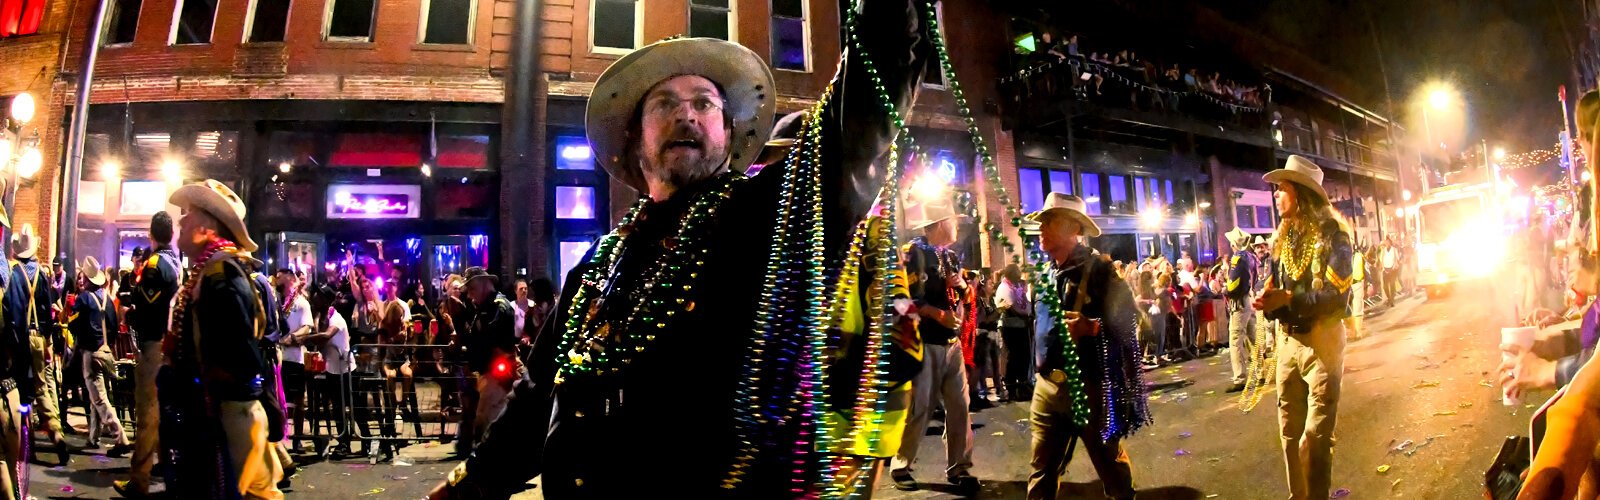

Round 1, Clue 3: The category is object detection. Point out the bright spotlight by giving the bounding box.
[162,159,182,182]
[17,147,41,179]
[9,93,35,124]
[910,174,947,200]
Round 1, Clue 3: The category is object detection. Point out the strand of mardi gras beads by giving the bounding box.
[555,173,743,382]
[790,95,832,494]
[1239,311,1275,412]
[919,0,1092,427]
[551,200,639,384]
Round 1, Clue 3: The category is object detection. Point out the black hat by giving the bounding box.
[463,266,497,286]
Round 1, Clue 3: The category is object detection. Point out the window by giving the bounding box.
[326,0,376,41]
[1018,168,1043,214]
[688,0,732,41]
[120,181,168,215]
[435,135,490,168]
[170,0,217,45]
[922,1,947,87]
[105,0,142,45]
[421,0,474,44]
[1079,172,1102,215]
[1133,177,1146,211]
[1107,175,1129,214]
[258,181,316,219]
[555,186,596,219]
[591,0,639,53]
[770,0,807,71]
[555,136,594,170]
[1047,170,1072,196]
[1235,206,1254,229]
[437,181,494,218]
[79,181,107,215]
[190,131,239,163]
[133,132,171,168]
[558,240,592,285]
[0,0,46,38]
[331,133,423,167]
[245,0,291,42]
[1255,206,1274,228]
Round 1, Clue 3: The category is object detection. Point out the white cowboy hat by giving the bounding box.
[1023,193,1103,237]
[586,37,777,193]
[80,256,105,287]
[10,223,36,259]
[905,197,968,231]
[169,179,259,252]
[1262,155,1329,204]
[1225,227,1252,248]
[1252,235,1268,247]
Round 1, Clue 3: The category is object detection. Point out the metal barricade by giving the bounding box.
[340,343,470,464]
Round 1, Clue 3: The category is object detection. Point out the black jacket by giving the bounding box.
[175,253,266,402]
[459,1,934,497]
[130,248,180,343]
[1264,218,1355,333]
[1226,250,1257,304]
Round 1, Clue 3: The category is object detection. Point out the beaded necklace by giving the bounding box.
[1273,217,1322,281]
[165,237,240,497]
[554,172,745,383]
[1238,310,1275,412]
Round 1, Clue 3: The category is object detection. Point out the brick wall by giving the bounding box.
[0,0,73,258]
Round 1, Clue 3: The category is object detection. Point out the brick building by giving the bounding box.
[0,0,70,248]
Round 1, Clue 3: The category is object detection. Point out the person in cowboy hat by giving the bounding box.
[436,3,935,498]
[454,266,520,455]
[1020,193,1149,500]
[162,179,283,499]
[890,195,980,493]
[68,255,133,457]
[0,204,34,498]
[4,222,70,468]
[1253,155,1354,500]
[1223,226,1260,393]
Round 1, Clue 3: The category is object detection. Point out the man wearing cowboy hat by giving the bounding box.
[4,223,70,467]
[69,255,133,456]
[440,2,935,497]
[1224,227,1259,393]
[1022,193,1149,500]
[163,179,283,499]
[890,196,980,492]
[456,266,520,453]
[0,204,29,499]
[1254,156,1354,500]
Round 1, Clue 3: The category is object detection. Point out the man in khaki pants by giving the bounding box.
[115,212,181,498]
[1255,156,1354,500]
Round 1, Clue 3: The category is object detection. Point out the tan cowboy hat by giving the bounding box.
[1252,235,1268,247]
[586,37,777,193]
[169,179,259,252]
[1023,193,1103,237]
[905,196,968,231]
[10,223,36,259]
[1225,227,1251,248]
[80,256,106,286]
[1262,155,1329,204]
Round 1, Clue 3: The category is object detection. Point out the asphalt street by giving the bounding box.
[27,287,1532,499]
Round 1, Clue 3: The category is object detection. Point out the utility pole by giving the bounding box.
[59,0,112,278]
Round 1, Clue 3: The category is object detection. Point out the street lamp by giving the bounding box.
[1493,147,1507,161]
[3,92,40,245]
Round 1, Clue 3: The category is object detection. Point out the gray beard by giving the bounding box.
[643,154,728,195]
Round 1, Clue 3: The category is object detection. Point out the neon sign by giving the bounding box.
[326,184,421,219]
[334,193,410,215]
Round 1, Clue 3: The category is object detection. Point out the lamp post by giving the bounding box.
[3,92,42,246]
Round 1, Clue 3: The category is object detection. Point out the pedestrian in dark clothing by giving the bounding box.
[996,264,1034,402]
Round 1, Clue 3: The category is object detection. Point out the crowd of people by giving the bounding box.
[1001,30,1270,122]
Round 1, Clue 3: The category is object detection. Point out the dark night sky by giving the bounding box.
[1215,0,1576,153]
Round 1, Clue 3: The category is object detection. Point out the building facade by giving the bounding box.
[1,0,70,250]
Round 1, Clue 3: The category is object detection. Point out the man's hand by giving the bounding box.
[919,305,959,329]
[1254,289,1291,312]
[1499,344,1558,399]
[423,481,452,500]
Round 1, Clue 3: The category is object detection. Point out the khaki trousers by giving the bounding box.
[891,343,974,477]
[1028,375,1135,500]
[219,400,283,500]
[0,387,21,500]
[80,346,129,446]
[1276,318,1346,500]
[1228,303,1257,385]
[27,335,60,436]
[127,340,163,490]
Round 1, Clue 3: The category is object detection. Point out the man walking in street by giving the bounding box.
[996,264,1034,402]
[1225,227,1258,393]
[6,224,67,467]
[431,2,933,496]
[892,197,980,493]
[459,267,518,451]
[0,204,25,500]
[1381,237,1400,307]
[163,179,283,499]
[116,210,180,497]
[1023,193,1150,500]
[1255,156,1354,500]
[70,256,132,457]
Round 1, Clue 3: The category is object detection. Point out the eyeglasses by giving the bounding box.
[644,95,725,118]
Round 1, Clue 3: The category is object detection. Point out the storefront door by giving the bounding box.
[264,231,327,282]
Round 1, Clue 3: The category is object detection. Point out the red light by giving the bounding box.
[493,360,509,377]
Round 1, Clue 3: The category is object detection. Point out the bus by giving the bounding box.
[1413,181,1506,297]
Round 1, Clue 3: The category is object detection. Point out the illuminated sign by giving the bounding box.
[327,184,421,219]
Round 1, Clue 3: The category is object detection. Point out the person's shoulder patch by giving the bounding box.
[145,254,160,269]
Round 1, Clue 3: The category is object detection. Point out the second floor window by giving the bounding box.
[326,0,377,41]
[770,0,806,71]
[246,0,291,42]
[592,0,638,52]
[422,0,473,44]
[104,0,140,45]
[170,0,217,44]
[688,0,732,41]
[0,0,45,38]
